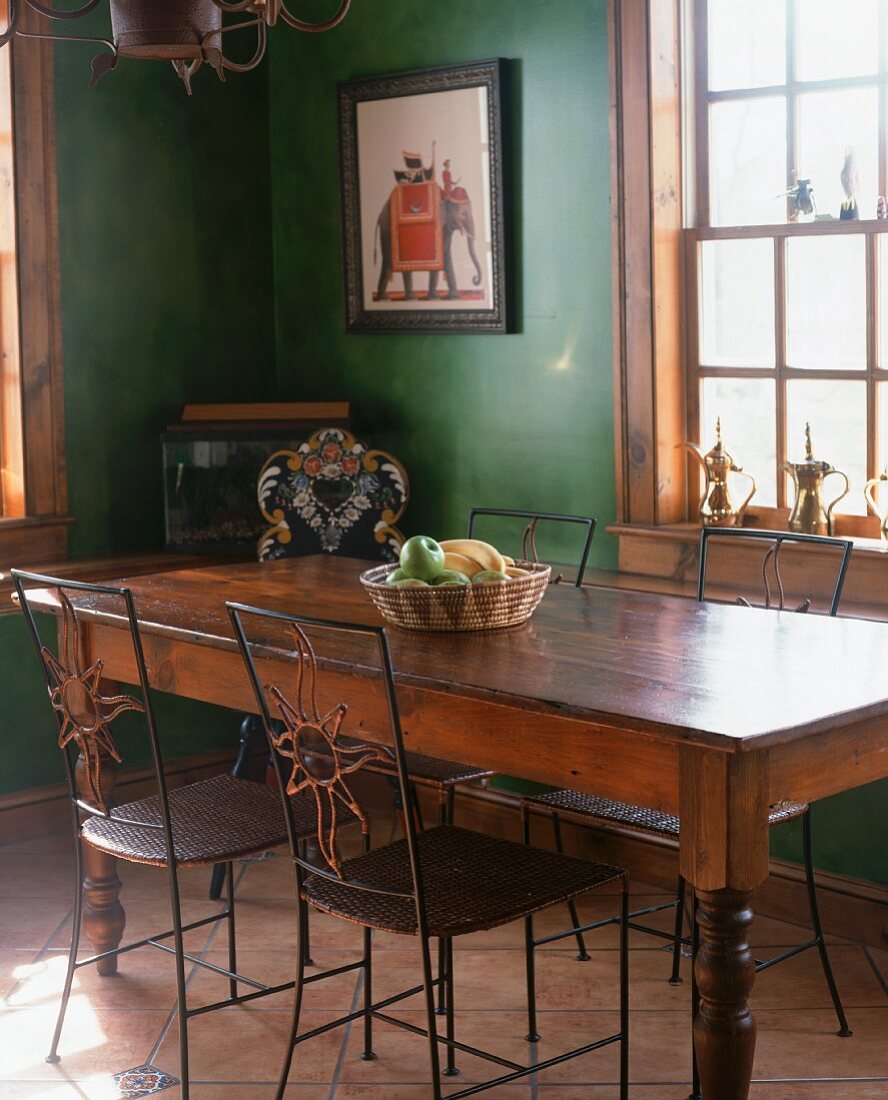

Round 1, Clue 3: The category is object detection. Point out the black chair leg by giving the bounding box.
[443,936,458,1076]
[620,883,629,1100]
[802,810,852,1037]
[165,867,190,1098]
[226,861,238,1000]
[436,788,455,1016]
[275,899,308,1100]
[669,874,687,985]
[297,851,314,968]
[552,812,590,961]
[419,935,444,1100]
[361,925,376,1060]
[210,715,259,900]
[524,913,540,1042]
[46,831,84,1064]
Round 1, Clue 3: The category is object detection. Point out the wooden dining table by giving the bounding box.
[25,554,888,1099]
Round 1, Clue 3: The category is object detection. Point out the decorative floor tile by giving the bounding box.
[112,1064,179,1099]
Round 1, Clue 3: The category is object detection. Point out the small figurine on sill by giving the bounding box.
[877,195,887,220]
[839,145,859,220]
[781,171,816,222]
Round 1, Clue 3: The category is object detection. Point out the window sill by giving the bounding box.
[0,515,74,568]
[607,522,888,621]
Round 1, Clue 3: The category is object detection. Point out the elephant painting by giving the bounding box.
[374,192,483,302]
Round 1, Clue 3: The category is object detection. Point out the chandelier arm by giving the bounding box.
[0,0,19,48]
[201,16,266,73]
[279,0,350,33]
[16,27,113,49]
[221,19,266,72]
[25,0,102,20]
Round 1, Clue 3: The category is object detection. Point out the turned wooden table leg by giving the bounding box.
[75,749,126,976]
[693,887,756,1100]
[679,745,769,1100]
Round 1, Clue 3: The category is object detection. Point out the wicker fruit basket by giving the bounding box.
[360,560,552,632]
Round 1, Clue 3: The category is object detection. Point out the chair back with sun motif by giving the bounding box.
[12,571,178,860]
[228,602,431,922]
[696,528,853,616]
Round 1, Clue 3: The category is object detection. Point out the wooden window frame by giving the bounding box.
[686,0,888,535]
[694,0,888,229]
[0,5,70,565]
[610,0,888,549]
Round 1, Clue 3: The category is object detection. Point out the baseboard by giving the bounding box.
[5,753,886,950]
[416,781,888,951]
[0,746,264,846]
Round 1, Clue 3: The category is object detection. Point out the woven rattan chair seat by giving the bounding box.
[311,736,495,788]
[81,773,329,867]
[523,789,808,837]
[303,824,625,938]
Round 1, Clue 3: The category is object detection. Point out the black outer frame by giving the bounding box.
[338,57,511,335]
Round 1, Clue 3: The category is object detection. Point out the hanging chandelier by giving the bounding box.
[0,0,351,93]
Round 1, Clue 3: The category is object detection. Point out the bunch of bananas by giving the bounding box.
[387,536,532,588]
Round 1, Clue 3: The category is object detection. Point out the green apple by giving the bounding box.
[431,569,471,586]
[391,578,429,588]
[385,567,411,585]
[472,570,510,584]
[399,535,445,582]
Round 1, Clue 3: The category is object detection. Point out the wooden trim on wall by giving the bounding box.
[609,0,686,526]
[0,6,68,564]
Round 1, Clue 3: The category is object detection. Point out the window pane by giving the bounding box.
[700,239,774,366]
[786,380,867,515]
[710,98,787,226]
[786,236,867,370]
[700,378,777,507]
[880,235,888,371]
[797,88,880,221]
[708,0,786,91]
[796,0,879,81]
[878,383,888,477]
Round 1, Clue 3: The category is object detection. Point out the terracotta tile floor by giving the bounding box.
[1,821,887,1099]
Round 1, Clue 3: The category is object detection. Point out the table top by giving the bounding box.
[23,554,888,753]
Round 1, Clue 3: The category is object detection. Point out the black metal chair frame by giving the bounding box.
[524,527,855,1100]
[229,601,629,1100]
[467,507,597,587]
[697,526,853,614]
[13,571,297,1098]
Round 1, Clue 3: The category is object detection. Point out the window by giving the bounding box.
[0,7,69,560]
[687,0,888,528]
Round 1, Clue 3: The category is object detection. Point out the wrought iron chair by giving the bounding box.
[228,601,629,1100]
[12,570,354,1098]
[521,528,854,1097]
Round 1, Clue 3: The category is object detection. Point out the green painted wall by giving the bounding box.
[0,43,277,797]
[267,0,617,566]
[55,45,276,557]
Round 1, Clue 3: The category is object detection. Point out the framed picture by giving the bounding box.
[338,58,510,334]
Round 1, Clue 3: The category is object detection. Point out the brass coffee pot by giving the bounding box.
[784,423,849,536]
[864,465,888,543]
[678,418,756,527]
